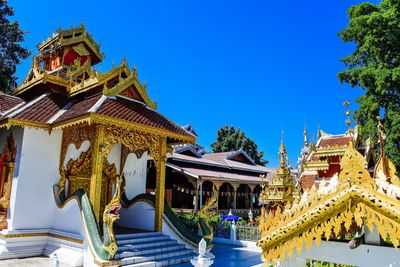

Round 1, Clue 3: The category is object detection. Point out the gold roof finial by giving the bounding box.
[303,121,308,147]
[278,128,288,168]
[317,123,322,140]
[343,100,354,147]
[343,100,352,130]
[373,116,397,180]
[377,116,385,157]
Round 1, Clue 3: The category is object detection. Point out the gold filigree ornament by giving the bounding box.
[338,140,375,190]
[257,131,400,265]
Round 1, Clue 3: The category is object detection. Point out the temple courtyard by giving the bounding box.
[0,245,262,267]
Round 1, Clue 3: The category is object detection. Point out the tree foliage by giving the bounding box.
[211,125,268,166]
[338,0,400,168]
[0,0,30,93]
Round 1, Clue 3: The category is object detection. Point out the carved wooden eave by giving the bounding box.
[52,113,196,145]
[14,70,72,97]
[304,160,330,171]
[312,147,347,157]
[66,60,156,109]
[0,113,194,145]
[258,185,400,260]
[0,118,50,132]
[258,140,400,264]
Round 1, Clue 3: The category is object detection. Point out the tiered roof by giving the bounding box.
[264,140,299,204]
[297,126,374,189]
[0,25,195,144]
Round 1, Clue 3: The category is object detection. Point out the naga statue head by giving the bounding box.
[102,177,122,259]
[198,187,218,247]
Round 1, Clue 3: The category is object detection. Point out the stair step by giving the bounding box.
[116,232,162,240]
[120,248,193,265]
[122,253,195,267]
[116,244,185,258]
[117,235,169,245]
[118,240,178,251]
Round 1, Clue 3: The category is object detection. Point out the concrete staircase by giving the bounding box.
[116,232,195,267]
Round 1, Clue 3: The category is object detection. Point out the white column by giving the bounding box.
[199,178,203,209]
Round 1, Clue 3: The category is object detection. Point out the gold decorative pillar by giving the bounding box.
[154,137,167,232]
[89,125,106,222]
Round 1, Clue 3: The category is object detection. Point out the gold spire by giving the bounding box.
[374,116,397,181]
[317,123,321,140]
[343,100,354,139]
[278,130,288,168]
[303,122,308,147]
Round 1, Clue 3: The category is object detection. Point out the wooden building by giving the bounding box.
[147,143,272,218]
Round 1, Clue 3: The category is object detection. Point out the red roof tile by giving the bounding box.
[0,94,24,114]
[54,94,102,123]
[318,136,351,148]
[300,174,316,190]
[13,93,68,123]
[96,96,191,137]
[0,92,193,139]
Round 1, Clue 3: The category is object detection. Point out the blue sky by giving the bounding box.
[10,0,369,167]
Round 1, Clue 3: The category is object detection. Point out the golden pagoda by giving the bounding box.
[264,138,298,210]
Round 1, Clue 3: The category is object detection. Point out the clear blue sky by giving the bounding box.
[11,0,369,167]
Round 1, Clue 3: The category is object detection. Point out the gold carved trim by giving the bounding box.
[0,118,50,131]
[257,140,400,263]
[92,114,195,144]
[0,232,83,244]
[59,124,95,170]
[52,114,195,144]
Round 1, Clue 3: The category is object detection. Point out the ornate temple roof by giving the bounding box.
[0,25,195,144]
[297,125,374,189]
[318,135,352,148]
[257,127,400,264]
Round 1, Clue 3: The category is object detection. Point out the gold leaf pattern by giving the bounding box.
[257,141,400,263]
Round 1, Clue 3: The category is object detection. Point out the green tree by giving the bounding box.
[211,125,268,166]
[0,0,30,93]
[338,0,400,168]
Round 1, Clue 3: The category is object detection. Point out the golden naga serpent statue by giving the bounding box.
[198,188,218,246]
[102,176,122,259]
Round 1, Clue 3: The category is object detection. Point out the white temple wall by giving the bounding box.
[118,202,154,231]
[9,128,62,230]
[107,143,121,174]
[284,240,400,267]
[123,152,148,200]
[49,139,92,236]
[50,200,83,236]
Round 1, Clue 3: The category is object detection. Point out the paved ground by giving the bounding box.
[0,244,262,267]
[176,244,263,267]
[0,256,50,267]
